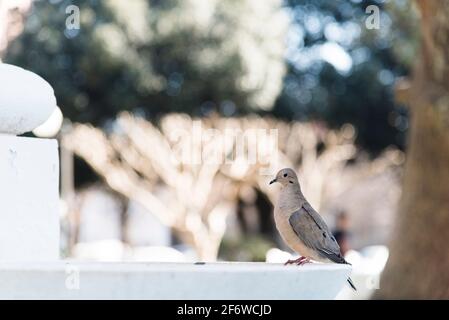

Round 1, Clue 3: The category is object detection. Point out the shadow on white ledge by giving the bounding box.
[0,262,351,300]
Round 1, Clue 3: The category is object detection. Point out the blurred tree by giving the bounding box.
[0,0,32,56]
[219,235,276,262]
[4,0,287,123]
[62,113,358,260]
[375,0,449,299]
[5,0,421,155]
[276,0,417,153]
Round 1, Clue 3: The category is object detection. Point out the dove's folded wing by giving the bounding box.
[288,202,347,264]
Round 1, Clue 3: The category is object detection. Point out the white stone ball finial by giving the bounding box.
[0,63,57,135]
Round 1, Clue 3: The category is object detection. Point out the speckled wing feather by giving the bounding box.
[288,201,346,264]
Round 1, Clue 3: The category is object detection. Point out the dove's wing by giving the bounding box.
[288,202,347,264]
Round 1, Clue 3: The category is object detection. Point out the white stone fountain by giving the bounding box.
[0,63,352,299]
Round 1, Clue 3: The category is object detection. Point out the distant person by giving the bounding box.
[332,211,351,256]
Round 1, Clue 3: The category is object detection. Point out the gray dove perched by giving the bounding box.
[270,168,356,291]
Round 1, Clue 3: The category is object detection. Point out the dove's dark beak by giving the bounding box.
[269,179,276,185]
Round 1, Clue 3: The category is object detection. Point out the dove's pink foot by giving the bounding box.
[284,256,307,265]
[297,257,311,265]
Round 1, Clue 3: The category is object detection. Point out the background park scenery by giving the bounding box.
[1,0,448,299]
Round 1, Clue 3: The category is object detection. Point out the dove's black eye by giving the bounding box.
[283,173,288,177]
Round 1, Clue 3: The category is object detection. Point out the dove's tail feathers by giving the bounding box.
[347,277,357,291]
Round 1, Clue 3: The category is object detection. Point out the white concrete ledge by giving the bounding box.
[0,262,351,300]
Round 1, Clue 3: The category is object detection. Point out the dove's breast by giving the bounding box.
[274,207,321,260]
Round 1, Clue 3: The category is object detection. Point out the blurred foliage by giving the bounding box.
[219,235,276,262]
[4,0,419,154]
[5,0,287,123]
[273,0,419,153]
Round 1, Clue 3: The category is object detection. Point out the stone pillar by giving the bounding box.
[0,63,59,261]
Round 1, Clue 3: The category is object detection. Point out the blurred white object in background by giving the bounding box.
[127,200,171,247]
[72,239,126,262]
[72,239,189,262]
[173,245,199,262]
[0,63,56,135]
[336,245,389,300]
[73,187,172,247]
[127,246,187,262]
[265,248,296,263]
[77,189,123,242]
[358,245,389,273]
[33,106,63,138]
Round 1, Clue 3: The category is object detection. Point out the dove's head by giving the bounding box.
[269,168,299,187]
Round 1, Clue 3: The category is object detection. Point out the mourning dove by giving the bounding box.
[270,168,356,291]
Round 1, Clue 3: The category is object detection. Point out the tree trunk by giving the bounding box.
[175,227,222,262]
[374,0,449,299]
[196,238,221,262]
